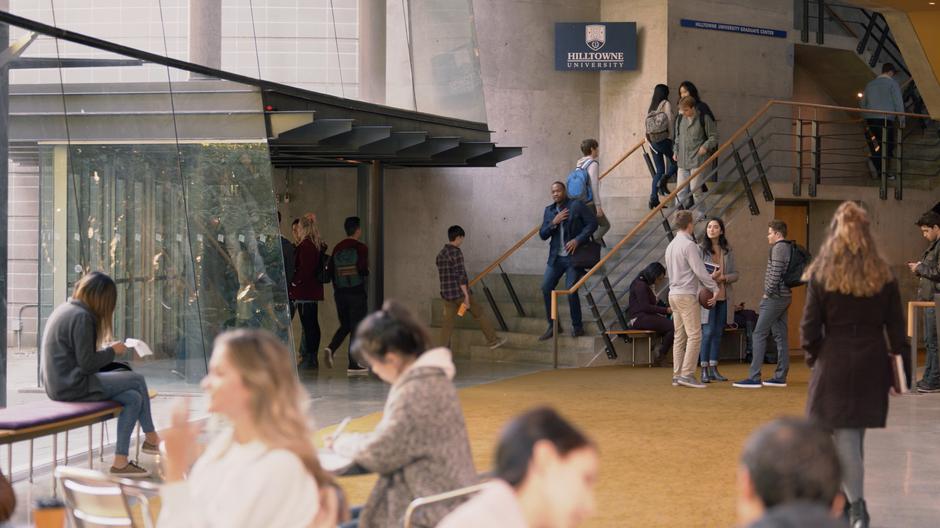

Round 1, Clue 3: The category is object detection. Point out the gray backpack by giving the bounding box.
[645,103,670,143]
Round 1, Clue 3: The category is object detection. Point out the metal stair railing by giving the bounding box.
[465,139,647,333]
[549,99,933,368]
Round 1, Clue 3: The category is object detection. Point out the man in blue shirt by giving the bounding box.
[538,181,598,340]
[860,63,905,178]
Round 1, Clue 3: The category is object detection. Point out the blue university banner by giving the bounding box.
[679,18,787,39]
[555,22,638,71]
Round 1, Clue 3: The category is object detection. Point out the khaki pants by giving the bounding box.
[669,294,702,379]
[440,296,498,348]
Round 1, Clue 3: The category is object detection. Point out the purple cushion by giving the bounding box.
[0,400,122,430]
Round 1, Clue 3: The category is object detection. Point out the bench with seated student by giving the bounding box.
[624,263,673,365]
[41,272,160,477]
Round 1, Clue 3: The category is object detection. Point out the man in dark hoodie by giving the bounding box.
[738,418,848,528]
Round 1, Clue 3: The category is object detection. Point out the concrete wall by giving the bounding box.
[383,0,603,320]
[271,167,359,354]
[667,0,795,168]
[598,0,669,214]
[6,163,40,347]
[725,182,937,316]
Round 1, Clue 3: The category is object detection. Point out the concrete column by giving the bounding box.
[0,0,9,405]
[358,162,384,311]
[358,0,387,103]
[189,0,222,77]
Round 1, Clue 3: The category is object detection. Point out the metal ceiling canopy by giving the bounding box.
[0,10,524,170]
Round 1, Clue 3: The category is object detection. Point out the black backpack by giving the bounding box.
[780,240,811,288]
[315,245,332,284]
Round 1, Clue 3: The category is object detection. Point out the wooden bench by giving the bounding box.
[607,326,748,366]
[606,330,657,366]
[0,400,123,482]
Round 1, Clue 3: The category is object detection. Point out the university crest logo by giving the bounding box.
[585,24,606,51]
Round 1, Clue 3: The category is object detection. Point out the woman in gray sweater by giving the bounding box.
[41,272,160,476]
[332,300,476,528]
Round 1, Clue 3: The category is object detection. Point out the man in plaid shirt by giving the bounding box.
[436,225,507,350]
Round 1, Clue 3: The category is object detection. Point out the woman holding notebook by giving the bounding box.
[800,201,907,528]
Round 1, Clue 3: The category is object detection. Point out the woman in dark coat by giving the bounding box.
[290,215,327,370]
[627,262,673,365]
[800,201,907,528]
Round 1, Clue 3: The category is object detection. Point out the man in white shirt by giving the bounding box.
[576,139,611,245]
[664,210,719,388]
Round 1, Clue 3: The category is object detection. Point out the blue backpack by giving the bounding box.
[566,159,595,203]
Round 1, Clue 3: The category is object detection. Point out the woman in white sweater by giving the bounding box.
[158,329,339,528]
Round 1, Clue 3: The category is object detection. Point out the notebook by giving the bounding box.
[891,354,908,393]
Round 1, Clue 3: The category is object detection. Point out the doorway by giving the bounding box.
[774,203,808,351]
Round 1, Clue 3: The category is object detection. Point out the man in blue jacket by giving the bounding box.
[538,181,598,341]
[861,62,905,178]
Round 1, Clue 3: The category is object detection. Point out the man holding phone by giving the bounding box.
[910,211,940,393]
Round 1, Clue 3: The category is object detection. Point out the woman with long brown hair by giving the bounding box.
[290,214,328,369]
[800,201,906,528]
[42,271,160,476]
[160,329,343,527]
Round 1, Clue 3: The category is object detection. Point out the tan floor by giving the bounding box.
[329,361,811,528]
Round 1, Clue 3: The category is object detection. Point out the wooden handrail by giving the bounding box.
[549,99,932,321]
[468,139,647,287]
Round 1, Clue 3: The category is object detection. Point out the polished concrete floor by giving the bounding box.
[4,353,940,526]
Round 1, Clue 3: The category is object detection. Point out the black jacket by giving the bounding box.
[539,198,597,265]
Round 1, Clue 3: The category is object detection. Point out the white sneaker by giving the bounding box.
[324,348,335,368]
[488,337,508,350]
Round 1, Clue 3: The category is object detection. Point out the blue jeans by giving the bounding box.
[649,139,676,202]
[922,307,939,385]
[700,300,727,366]
[95,371,156,456]
[542,256,585,329]
[748,296,791,380]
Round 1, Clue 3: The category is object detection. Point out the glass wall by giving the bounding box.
[6,17,289,393]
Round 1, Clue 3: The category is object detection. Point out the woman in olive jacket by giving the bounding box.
[800,202,907,528]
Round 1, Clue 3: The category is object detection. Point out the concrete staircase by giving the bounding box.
[428,181,758,367]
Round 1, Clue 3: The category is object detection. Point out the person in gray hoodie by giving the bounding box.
[331,300,476,528]
[41,272,160,477]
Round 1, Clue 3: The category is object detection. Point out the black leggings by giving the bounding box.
[297,301,320,367]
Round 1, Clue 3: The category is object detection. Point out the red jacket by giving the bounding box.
[289,239,325,301]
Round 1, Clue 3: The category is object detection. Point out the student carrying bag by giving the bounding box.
[566,159,596,204]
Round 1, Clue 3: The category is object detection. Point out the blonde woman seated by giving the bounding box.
[158,329,343,528]
[438,407,599,528]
